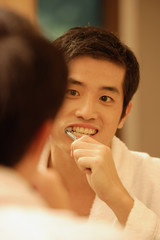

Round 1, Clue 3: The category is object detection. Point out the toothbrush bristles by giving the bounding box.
[65,129,78,140]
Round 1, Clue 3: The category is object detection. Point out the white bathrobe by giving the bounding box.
[39,136,160,240]
[89,136,160,239]
[0,166,121,240]
[0,166,47,207]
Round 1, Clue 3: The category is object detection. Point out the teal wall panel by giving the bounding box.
[38,0,102,40]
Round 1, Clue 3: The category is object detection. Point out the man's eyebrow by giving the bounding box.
[100,86,120,95]
[68,78,84,86]
[68,78,120,94]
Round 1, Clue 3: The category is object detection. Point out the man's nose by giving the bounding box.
[75,98,98,120]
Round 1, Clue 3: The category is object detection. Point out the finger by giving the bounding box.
[74,136,111,152]
[75,156,96,172]
[73,135,99,144]
[73,149,98,159]
[71,141,101,152]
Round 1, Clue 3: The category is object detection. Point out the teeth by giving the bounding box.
[79,127,84,133]
[84,128,88,134]
[67,127,72,132]
[72,132,84,137]
[67,126,97,136]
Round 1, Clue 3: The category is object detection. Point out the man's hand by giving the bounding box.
[71,135,134,225]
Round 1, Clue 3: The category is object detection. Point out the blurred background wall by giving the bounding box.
[0,0,37,25]
[0,0,160,157]
[38,0,102,40]
[118,0,160,157]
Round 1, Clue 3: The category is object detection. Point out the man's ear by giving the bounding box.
[118,101,133,129]
[28,120,53,162]
[14,120,53,180]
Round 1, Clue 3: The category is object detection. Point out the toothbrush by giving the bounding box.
[65,128,91,172]
[65,129,78,140]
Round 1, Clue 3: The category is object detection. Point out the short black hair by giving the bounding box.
[0,8,68,166]
[54,26,140,118]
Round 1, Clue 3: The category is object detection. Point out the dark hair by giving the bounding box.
[54,26,140,118]
[0,8,68,166]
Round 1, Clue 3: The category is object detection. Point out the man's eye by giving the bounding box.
[99,95,112,102]
[66,89,79,96]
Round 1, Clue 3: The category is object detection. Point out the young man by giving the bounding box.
[39,26,160,239]
[0,10,122,240]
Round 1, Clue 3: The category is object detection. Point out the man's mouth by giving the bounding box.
[66,126,98,137]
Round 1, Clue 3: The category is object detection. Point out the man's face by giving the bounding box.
[51,56,131,153]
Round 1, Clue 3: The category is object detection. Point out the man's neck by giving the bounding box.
[51,145,95,207]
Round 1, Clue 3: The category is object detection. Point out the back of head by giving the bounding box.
[0,8,68,166]
[54,26,140,117]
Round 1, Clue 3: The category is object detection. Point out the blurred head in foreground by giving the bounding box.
[0,8,68,167]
